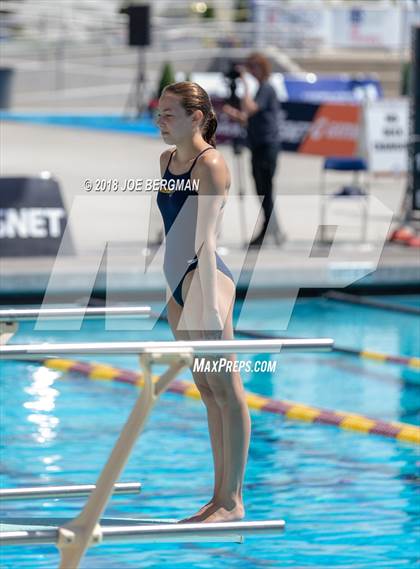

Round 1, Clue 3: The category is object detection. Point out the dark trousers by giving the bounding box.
[250,143,280,236]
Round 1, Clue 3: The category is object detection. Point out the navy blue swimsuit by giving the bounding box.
[157,147,234,307]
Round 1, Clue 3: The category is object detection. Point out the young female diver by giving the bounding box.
[156,82,251,523]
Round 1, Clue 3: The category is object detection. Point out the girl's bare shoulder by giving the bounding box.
[195,148,231,190]
[197,148,229,173]
[159,147,175,173]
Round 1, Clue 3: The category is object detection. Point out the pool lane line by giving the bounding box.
[280,353,420,388]
[150,312,420,370]
[323,291,420,316]
[36,358,420,445]
[236,329,420,370]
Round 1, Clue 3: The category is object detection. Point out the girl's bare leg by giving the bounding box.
[179,270,251,523]
[166,294,224,520]
[200,297,250,523]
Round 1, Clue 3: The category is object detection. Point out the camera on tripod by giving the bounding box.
[222,61,245,155]
[224,63,241,82]
[223,61,242,109]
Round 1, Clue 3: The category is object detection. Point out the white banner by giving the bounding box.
[252,2,420,51]
[331,6,402,49]
[364,99,409,174]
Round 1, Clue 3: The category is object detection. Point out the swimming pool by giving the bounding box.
[1,295,419,568]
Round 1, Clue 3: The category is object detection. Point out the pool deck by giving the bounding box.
[1,242,419,301]
[1,121,419,302]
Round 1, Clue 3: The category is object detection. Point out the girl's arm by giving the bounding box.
[193,152,228,337]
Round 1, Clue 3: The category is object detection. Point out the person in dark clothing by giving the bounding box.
[223,52,285,247]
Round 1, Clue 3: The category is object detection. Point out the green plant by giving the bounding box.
[158,62,176,97]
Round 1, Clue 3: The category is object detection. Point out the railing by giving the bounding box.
[0,338,334,358]
[0,482,141,501]
[0,306,152,346]
[1,520,286,547]
[0,306,151,321]
[2,1,417,58]
[0,331,333,567]
[1,1,416,111]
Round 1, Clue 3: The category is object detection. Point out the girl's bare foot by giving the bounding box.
[180,498,245,524]
[201,502,245,523]
[177,500,217,523]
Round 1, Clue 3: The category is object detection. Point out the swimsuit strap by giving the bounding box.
[164,149,177,174]
[186,147,213,174]
[164,147,213,176]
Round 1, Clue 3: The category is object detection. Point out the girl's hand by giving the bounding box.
[202,308,224,340]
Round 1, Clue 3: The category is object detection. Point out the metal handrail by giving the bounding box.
[0,338,315,565]
[0,338,334,359]
[0,482,141,501]
[0,519,285,546]
[0,306,151,322]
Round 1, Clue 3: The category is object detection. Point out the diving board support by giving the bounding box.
[57,350,193,569]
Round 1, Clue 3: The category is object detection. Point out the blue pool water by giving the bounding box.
[0,113,159,136]
[1,295,419,568]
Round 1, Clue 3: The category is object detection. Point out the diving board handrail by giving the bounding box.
[0,306,153,346]
[99,519,286,542]
[0,520,285,546]
[0,338,334,359]
[0,306,152,321]
[0,337,319,567]
[0,482,142,501]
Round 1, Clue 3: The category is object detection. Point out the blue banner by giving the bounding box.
[282,74,383,103]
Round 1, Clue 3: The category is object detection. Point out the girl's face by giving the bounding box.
[156,93,197,145]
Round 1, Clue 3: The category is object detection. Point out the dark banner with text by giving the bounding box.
[0,176,74,257]
[214,98,361,157]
